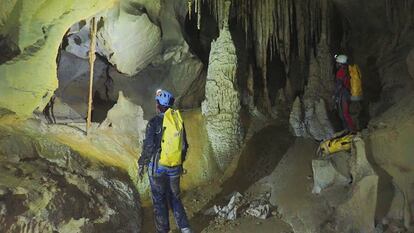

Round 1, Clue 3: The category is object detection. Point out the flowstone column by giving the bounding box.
[201,1,242,172]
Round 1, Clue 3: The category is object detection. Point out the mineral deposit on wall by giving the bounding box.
[201,2,242,172]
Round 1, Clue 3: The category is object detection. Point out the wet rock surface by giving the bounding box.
[0,126,142,233]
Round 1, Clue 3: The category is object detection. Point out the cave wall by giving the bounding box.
[1,1,414,229]
[332,0,414,114]
[0,0,120,117]
[0,122,142,232]
[367,93,414,228]
[332,0,414,228]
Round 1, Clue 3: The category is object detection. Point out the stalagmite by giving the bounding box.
[288,0,334,141]
[202,0,242,172]
[205,0,324,115]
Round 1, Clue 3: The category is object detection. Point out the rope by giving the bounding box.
[87,17,97,134]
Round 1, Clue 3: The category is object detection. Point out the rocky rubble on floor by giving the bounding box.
[204,191,276,221]
[0,126,142,233]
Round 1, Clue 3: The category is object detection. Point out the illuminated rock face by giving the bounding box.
[0,126,142,232]
[96,3,162,76]
[201,3,242,172]
[0,0,118,117]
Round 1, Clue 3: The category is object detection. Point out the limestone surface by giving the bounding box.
[312,159,350,194]
[0,125,142,232]
[368,92,414,228]
[201,5,242,172]
[289,97,334,141]
[0,0,118,116]
[96,3,162,76]
[54,50,108,121]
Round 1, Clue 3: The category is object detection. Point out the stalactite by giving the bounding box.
[203,0,324,114]
[188,0,192,20]
[197,0,201,30]
[188,0,202,30]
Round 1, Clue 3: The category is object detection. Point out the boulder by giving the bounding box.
[368,93,414,228]
[0,126,142,232]
[161,46,204,96]
[330,151,352,179]
[335,175,378,233]
[249,136,379,233]
[96,3,162,76]
[350,136,376,182]
[312,159,350,194]
[100,91,147,142]
[329,136,378,233]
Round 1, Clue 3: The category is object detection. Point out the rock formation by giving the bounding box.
[0,0,118,117]
[96,3,162,76]
[289,97,334,141]
[312,158,350,194]
[0,125,142,232]
[99,91,147,142]
[368,92,414,229]
[201,1,242,172]
[0,0,414,231]
[53,50,108,122]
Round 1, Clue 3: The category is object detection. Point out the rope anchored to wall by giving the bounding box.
[87,17,97,134]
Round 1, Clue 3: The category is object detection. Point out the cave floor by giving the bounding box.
[141,122,295,232]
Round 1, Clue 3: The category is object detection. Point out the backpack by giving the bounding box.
[159,108,184,167]
[348,64,363,101]
[317,133,354,157]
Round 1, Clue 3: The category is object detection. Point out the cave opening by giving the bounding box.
[46,18,117,125]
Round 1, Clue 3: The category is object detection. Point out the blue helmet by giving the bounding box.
[155,89,175,107]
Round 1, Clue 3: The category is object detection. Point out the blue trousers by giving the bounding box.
[149,169,190,233]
